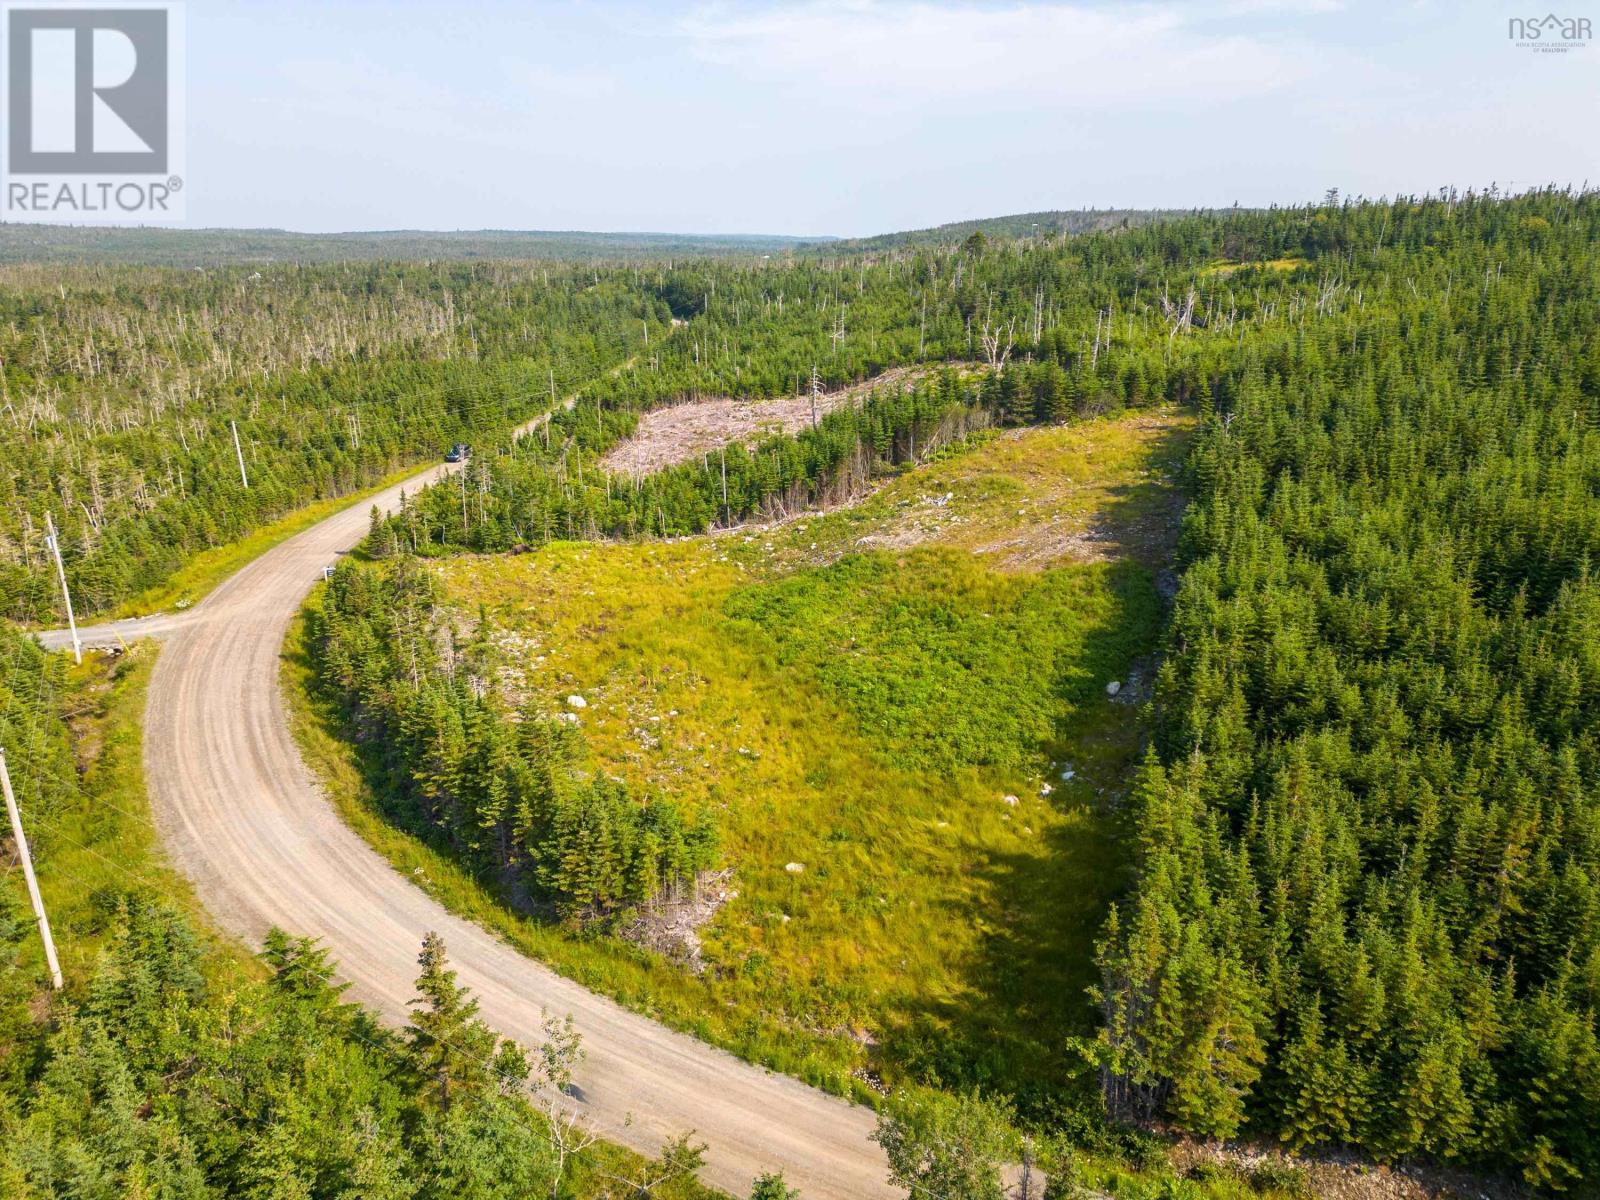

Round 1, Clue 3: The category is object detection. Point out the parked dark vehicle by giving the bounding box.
[444,443,469,463]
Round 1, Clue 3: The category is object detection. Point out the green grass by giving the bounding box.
[1198,256,1306,277]
[23,648,256,986]
[725,551,1154,772]
[291,412,1193,1111]
[110,463,424,619]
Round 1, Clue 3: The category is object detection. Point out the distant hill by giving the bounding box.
[811,208,1204,252]
[0,209,1223,268]
[0,224,824,267]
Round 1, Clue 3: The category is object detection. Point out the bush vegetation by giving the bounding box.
[0,631,721,1199]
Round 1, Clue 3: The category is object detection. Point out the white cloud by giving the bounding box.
[672,1,1327,110]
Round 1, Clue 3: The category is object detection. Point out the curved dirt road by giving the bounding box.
[42,454,893,1199]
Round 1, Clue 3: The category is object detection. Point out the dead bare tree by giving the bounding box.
[979,314,1017,373]
[525,1011,591,1197]
[541,1103,598,1200]
[1159,284,1197,348]
[1315,273,1345,317]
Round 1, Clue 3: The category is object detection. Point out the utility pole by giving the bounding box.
[43,512,79,665]
[231,420,249,488]
[1,747,63,990]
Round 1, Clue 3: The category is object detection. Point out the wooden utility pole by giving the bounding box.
[231,420,249,488]
[0,747,63,990]
[43,512,79,665]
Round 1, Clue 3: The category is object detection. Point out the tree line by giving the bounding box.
[15,192,1600,1187]
[311,555,717,920]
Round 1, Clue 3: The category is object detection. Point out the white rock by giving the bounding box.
[1061,766,1076,781]
[566,694,588,709]
[1105,680,1122,697]
[1003,794,1019,806]
[784,862,805,874]
[1040,782,1053,796]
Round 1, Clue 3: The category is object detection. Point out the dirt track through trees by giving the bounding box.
[38,427,897,1198]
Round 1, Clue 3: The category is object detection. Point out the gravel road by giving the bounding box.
[45,449,895,1199]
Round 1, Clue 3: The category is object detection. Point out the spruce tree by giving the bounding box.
[405,932,500,1112]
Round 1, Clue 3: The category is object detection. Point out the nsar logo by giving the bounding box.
[1507,12,1592,52]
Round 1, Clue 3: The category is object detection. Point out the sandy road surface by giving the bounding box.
[43,444,895,1198]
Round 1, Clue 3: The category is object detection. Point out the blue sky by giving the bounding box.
[188,0,1597,236]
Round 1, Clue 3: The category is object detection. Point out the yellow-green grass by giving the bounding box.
[1198,256,1305,277]
[110,463,425,619]
[287,606,878,1096]
[742,409,1191,574]
[442,553,1150,1101]
[289,411,1194,1106]
[21,648,258,988]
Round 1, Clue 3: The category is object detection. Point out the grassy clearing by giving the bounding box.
[294,410,1195,1113]
[1197,256,1306,277]
[744,409,1190,573]
[110,463,424,619]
